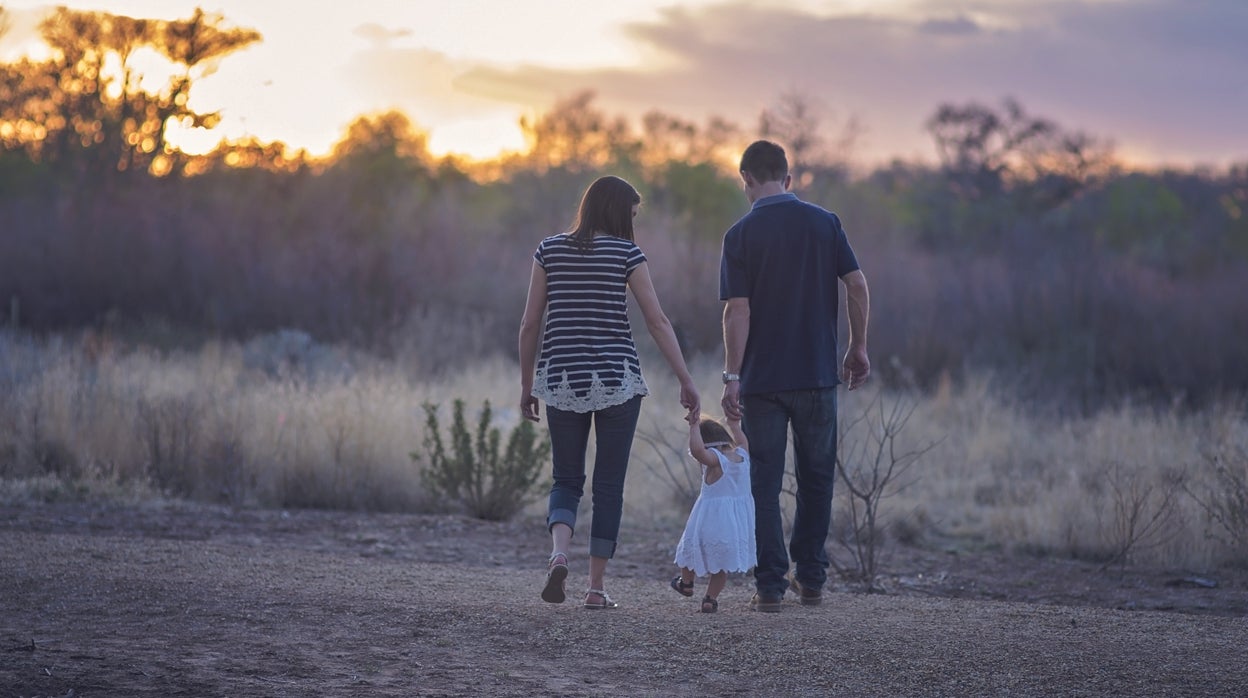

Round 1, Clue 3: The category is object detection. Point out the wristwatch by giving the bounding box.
[722,371,740,384]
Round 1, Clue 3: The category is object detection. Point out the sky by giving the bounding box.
[1,0,1246,167]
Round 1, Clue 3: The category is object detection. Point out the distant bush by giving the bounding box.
[412,399,550,521]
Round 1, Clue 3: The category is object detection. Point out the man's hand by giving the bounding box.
[841,345,870,390]
[721,381,743,420]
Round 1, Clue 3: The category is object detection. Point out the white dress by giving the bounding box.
[673,447,757,576]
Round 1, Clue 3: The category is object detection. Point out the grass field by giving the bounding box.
[1,329,1244,571]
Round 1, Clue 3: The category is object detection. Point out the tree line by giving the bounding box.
[1,6,1246,408]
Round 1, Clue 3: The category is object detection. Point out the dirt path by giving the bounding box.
[2,503,1246,697]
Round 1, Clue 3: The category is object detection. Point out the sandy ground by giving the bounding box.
[2,502,1246,697]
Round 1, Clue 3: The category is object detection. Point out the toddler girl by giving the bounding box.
[670,412,756,612]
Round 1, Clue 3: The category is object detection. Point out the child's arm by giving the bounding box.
[727,415,749,454]
[687,412,721,469]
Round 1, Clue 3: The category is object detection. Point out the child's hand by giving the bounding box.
[685,411,698,426]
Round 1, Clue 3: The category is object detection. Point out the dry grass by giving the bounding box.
[1,330,1244,570]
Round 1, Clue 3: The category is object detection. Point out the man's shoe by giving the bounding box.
[789,577,823,607]
[749,592,784,613]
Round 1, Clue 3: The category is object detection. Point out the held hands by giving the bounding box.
[720,381,743,421]
[679,380,700,422]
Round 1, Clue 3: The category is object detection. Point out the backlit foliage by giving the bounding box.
[0,7,260,176]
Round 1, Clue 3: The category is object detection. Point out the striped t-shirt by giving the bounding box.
[531,233,650,413]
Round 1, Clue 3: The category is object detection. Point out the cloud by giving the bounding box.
[918,15,982,36]
[352,22,413,46]
[343,46,526,125]
[344,0,1248,165]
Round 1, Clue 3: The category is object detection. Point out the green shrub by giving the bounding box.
[412,399,550,521]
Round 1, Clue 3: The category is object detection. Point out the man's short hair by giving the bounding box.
[740,140,788,183]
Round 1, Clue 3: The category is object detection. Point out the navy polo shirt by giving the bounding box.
[719,193,860,395]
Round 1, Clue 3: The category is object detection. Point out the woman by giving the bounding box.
[519,175,699,610]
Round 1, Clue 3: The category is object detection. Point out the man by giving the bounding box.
[719,140,870,612]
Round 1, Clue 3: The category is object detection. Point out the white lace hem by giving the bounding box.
[674,540,756,577]
[532,366,649,413]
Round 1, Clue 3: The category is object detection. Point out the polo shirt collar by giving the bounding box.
[751,192,798,210]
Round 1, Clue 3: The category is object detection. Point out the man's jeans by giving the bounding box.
[544,395,643,560]
[744,388,838,597]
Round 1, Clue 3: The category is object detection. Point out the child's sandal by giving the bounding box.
[700,595,718,613]
[670,576,695,597]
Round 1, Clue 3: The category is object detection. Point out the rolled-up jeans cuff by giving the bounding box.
[589,536,617,559]
[547,508,576,534]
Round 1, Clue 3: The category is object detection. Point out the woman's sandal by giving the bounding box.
[670,576,695,597]
[541,553,569,604]
[699,595,719,614]
[583,589,619,610]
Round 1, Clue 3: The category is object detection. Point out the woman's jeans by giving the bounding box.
[744,388,838,598]
[545,395,643,559]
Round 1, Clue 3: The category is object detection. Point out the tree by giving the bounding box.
[328,109,434,213]
[639,109,744,175]
[759,90,824,173]
[758,90,860,188]
[517,90,639,174]
[0,7,261,177]
[925,97,1113,206]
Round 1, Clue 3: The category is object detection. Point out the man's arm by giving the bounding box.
[720,297,750,419]
[840,269,870,390]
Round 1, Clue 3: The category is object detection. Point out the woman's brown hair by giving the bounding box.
[568,175,640,249]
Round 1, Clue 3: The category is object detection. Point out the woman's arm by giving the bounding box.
[627,262,699,418]
[518,260,547,422]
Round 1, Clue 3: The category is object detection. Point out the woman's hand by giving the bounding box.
[521,392,541,422]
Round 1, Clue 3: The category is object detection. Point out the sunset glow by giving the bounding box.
[1,0,1245,167]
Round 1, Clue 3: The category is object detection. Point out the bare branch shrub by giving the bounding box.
[412,399,551,521]
[201,427,252,507]
[832,393,936,591]
[1095,461,1185,572]
[136,394,203,497]
[1183,445,1248,563]
[635,416,699,510]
